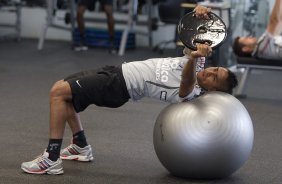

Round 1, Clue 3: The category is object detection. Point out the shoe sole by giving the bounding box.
[21,166,64,175]
[60,155,93,162]
[73,47,88,51]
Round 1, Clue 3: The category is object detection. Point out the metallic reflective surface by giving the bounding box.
[153,92,254,179]
[178,12,227,50]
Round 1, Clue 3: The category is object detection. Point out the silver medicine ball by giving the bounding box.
[153,91,254,179]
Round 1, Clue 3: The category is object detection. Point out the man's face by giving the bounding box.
[197,67,229,91]
[239,37,257,50]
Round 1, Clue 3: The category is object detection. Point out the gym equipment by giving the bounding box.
[153,0,184,54]
[72,28,135,49]
[37,0,76,50]
[178,11,227,50]
[117,0,153,56]
[0,0,22,41]
[64,12,71,24]
[235,56,282,98]
[38,0,155,56]
[153,91,254,179]
[243,0,269,37]
[24,0,45,7]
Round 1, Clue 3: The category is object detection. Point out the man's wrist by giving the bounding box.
[188,56,197,60]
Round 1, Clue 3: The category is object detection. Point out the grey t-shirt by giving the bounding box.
[252,31,282,60]
[122,56,205,103]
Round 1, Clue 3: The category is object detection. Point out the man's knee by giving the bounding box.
[77,6,86,17]
[103,5,113,16]
[50,80,72,100]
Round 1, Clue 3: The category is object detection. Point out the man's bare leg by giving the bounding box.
[49,80,73,139]
[104,4,116,53]
[77,5,87,40]
[50,80,88,148]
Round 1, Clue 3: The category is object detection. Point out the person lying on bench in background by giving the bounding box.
[232,0,282,60]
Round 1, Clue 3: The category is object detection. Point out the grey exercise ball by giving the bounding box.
[153,91,254,179]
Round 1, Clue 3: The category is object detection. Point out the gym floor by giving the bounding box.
[0,39,282,184]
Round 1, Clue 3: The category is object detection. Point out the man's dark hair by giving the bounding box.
[224,70,238,94]
[232,37,252,57]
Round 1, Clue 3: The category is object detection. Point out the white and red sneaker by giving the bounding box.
[21,150,63,175]
[60,144,94,162]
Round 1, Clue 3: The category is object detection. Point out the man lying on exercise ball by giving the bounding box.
[21,5,238,175]
[233,0,282,60]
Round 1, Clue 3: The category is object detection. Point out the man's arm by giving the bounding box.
[179,5,212,98]
[266,0,282,35]
[179,49,196,98]
[179,44,212,98]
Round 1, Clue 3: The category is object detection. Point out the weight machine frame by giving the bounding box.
[38,0,153,56]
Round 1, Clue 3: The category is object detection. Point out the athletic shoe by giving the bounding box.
[109,47,117,54]
[73,43,88,51]
[108,42,117,54]
[60,144,94,162]
[21,150,64,175]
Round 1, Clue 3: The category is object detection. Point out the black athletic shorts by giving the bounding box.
[64,65,130,113]
[77,0,113,11]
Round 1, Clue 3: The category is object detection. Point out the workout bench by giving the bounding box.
[0,0,22,41]
[235,56,282,98]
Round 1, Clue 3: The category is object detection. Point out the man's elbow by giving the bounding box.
[179,87,194,98]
